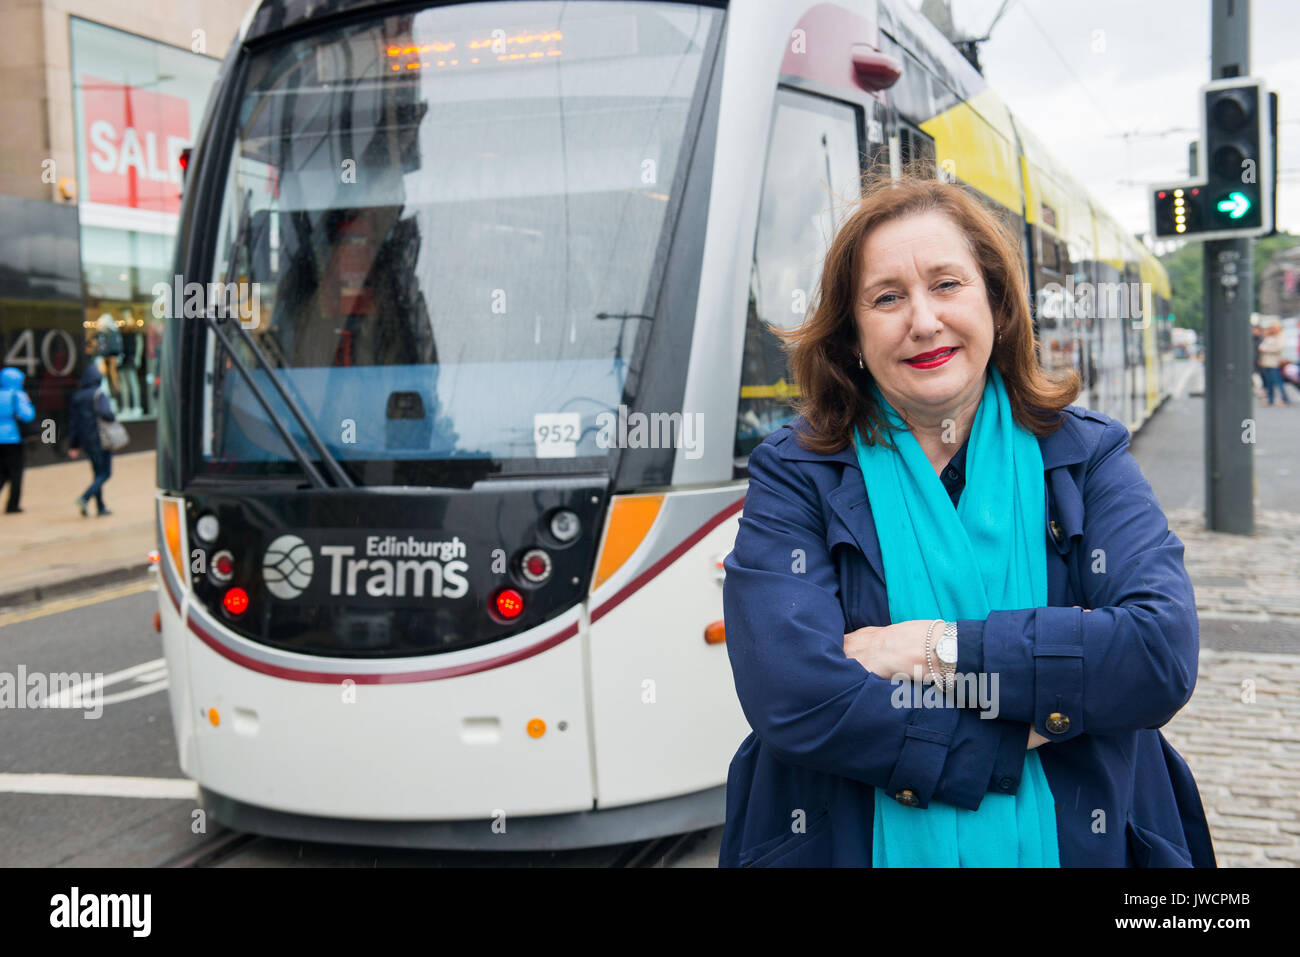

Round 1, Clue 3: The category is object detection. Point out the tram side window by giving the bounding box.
[734,90,862,460]
[898,124,937,178]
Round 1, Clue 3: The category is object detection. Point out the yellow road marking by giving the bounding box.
[0,577,157,628]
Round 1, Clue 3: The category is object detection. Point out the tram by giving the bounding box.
[155,0,1174,849]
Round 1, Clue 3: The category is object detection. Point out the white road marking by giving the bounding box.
[46,657,167,709]
[99,680,170,707]
[0,773,198,800]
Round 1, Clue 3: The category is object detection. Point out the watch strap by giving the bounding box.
[940,620,958,686]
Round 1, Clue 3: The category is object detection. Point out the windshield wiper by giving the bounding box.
[204,188,356,489]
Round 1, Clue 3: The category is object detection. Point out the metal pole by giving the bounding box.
[1204,0,1254,534]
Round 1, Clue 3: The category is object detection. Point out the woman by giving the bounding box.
[719,174,1214,868]
[67,363,116,517]
[1257,321,1293,406]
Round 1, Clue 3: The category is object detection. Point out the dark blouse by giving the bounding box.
[939,438,968,507]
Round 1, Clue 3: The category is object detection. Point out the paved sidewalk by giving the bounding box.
[0,451,157,609]
[1161,649,1300,867]
[1166,508,1300,619]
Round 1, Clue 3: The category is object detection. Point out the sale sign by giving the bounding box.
[81,75,191,214]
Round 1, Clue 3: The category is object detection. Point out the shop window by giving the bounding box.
[69,17,219,422]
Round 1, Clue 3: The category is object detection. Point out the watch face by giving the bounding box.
[936,636,957,664]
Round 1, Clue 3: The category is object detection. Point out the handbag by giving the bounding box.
[98,418,129,452]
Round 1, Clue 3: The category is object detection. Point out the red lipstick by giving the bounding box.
[903,346,958,369]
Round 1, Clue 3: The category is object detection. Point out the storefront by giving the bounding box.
[70,17,220,425]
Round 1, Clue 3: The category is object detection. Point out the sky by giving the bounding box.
[907,0,1299,246]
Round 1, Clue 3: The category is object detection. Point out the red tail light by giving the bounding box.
[223,587,249,615]
[494,589,524,620]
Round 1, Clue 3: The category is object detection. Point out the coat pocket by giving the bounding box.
[739,809,832,868]
[1126,818,1194,868]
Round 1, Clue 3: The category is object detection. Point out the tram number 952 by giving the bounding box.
[2,328,79,378]
[534,412,581,458]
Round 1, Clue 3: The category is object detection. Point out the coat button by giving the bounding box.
[894,789,919,807]
[998,776,1015,791]
[1045,712,1070,734]
[1049,520,1064,545]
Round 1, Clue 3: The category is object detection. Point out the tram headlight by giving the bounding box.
[196,514,220,543]
[549,509,580,543]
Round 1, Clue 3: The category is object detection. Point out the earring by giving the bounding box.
[857,351,864,369]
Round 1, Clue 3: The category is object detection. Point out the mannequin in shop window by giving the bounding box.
[95,313,123,409]
[118,308,143,419]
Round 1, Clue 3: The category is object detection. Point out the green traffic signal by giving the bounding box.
[1215,191,1252,220]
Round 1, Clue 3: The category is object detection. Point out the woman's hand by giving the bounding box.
[843,619,935,679]
[1027,729,1050,749]
[844,607,1092,680]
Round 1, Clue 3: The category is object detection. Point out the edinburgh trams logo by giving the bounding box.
[261,532,470,602]
[263,534,314,599]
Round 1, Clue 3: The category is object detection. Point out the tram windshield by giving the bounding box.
[199,1,718,482]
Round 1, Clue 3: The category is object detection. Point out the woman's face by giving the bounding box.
[853,211,996,422]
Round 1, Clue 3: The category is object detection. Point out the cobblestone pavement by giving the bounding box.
[1156,505,1300,868]
[1162,649,1300,868]
[1166,508,1300,619]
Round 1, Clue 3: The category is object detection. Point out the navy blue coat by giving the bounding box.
[67,364,115,453]
[719,405,1216,867]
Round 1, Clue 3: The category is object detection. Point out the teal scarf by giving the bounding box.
[851,366,1060,867]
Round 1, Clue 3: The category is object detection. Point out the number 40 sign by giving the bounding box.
[3,328,79,378]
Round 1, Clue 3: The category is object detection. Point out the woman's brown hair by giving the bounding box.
[777,165,1081,453]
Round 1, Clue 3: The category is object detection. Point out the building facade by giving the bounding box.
[1260,244,1300,320]
[0,0,250,462]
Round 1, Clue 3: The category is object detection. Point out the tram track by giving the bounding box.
[159,827,713,868]
[610,829,711,868]
[157,828,265,868]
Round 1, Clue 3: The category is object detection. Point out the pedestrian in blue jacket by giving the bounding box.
[67,363,117,517]
[0,366,37,512]
[720,174,1214,867]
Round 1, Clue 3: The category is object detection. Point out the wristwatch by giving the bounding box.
[935,621,958,689]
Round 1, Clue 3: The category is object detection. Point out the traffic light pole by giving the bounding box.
[1204,0,1253,534]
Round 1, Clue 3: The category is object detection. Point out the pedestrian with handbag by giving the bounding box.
[0,366,37,513]
[67,363,124,517]
[1258,321,1295,406]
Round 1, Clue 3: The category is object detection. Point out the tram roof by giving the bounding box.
[243,0,398,43]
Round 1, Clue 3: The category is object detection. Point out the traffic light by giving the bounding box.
[1150,78,1274,240]
[1153,186,1204,236]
